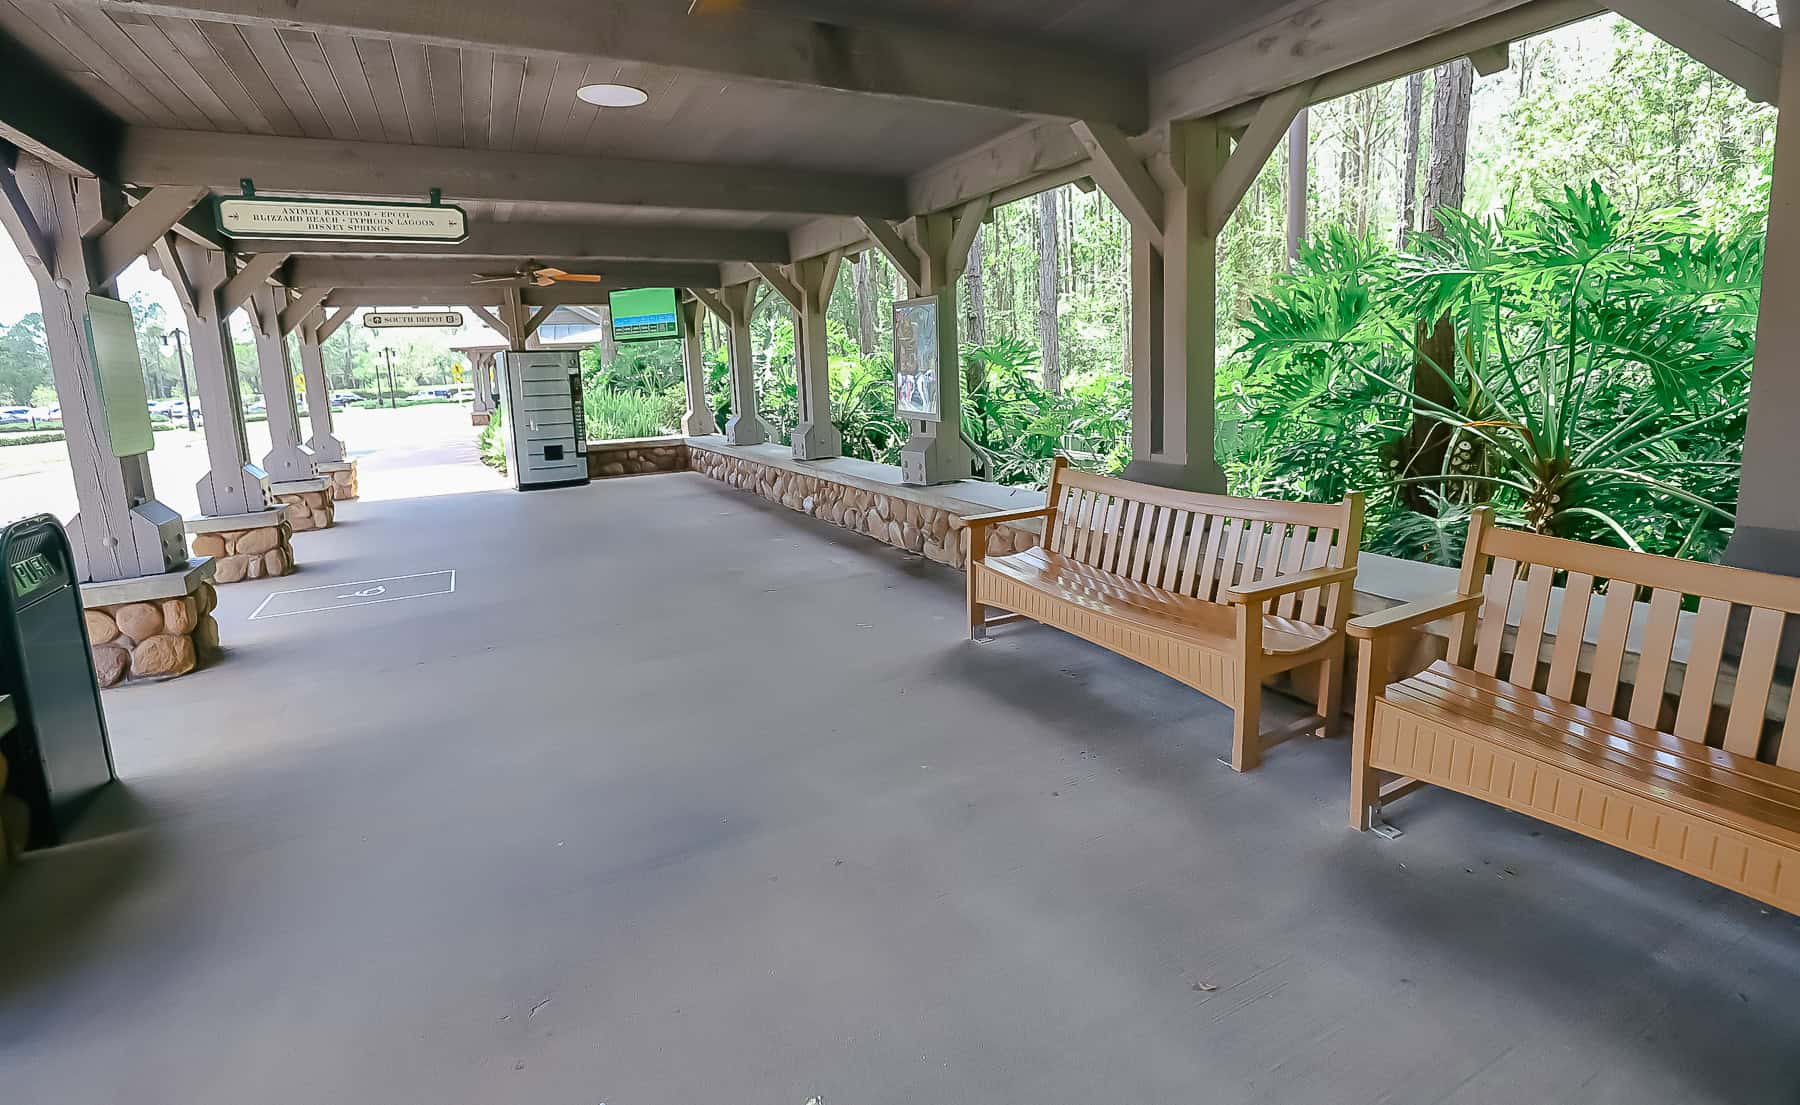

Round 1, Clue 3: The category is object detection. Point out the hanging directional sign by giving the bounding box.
[216,195,468,243]
[364,311,465,329]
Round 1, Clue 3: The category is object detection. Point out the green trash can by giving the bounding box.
[1,514,115,848]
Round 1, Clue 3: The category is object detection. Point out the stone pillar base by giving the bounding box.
[80,559,220,688]
[186,509,297,584]
[317,459,359,501]
[472,411,492,426]
[272,477,336,532]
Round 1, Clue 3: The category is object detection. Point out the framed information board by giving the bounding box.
[84,295,154,457]
[892,295,941,422]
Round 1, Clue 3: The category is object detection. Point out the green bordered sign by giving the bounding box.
[9,551,55,601]
[216,195,468,243]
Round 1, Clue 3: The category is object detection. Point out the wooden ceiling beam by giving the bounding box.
[66,0,1147,128]
[1156,0,1596,128]
[287,257,722,290]
[119,128,908,218]
[0,33,121,178]
[244,221,791,263]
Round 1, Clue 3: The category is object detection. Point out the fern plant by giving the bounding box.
[1230,182,1755,564]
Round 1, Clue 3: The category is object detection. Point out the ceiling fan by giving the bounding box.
[471,262,604,288]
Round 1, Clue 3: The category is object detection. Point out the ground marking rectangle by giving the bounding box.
[248,570,457,620]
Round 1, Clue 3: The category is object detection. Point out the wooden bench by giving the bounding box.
[1348,506,1800,914]
[963,458,1365,771]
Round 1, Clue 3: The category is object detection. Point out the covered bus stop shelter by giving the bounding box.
[1,1,1799,1102]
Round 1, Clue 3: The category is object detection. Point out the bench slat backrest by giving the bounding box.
[1044,465,1363,629]
[1454,507,1800,767]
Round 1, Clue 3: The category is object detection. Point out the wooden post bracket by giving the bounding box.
[278,286,331,336]
[857,216,924,291]
[92,186,208,288]
[1207,81,1316,237]
[1072,120,1165,250]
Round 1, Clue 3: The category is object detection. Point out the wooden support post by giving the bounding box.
[248,282,316,483]
[1123,118,1232,493]
[0,154,184,582]
[677,295,719,437]
[297,317,345,462]
[789,249,844,460]
[706,282,763,447]
[158,237,269,517]
[500,287,530,352]
[898,203,988,485]
[1731,27,1800,574]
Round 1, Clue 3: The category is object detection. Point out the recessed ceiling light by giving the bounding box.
[577,83,649,108]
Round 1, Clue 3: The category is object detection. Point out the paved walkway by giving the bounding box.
[1,465,1798,1104]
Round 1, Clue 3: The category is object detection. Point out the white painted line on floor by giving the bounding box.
[248,569,457,620]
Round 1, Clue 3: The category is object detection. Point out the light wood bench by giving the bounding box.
[963,458,1365,771]
[1348,507,1800,914]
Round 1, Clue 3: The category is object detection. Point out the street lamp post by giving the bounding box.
[383,347,397,410]
[162,327,196,432]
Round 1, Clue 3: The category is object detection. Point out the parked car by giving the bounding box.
[244,398,266,415]
[452,389,475,402]
[329,390,362,408]
[0,406,33,425]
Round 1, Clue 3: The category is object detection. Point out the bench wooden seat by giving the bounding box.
[1349,507,1800,914]
[964,458,1365,771]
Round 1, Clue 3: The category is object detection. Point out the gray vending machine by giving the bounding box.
[497,349,589,490]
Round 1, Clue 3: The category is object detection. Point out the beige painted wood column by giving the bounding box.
[297,319,346,462]
[1123,119,1231,493]
[714,282,764,446]
[677,296,719,436]
[0,156,186,581]
[158,241,269,518]
[248,283,316,483]
[790,251,845,460]
[1733,28,1800,573]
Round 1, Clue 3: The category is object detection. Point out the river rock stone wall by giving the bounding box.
[686,447,1040,567]
[588,438,688,478]
[190,520,296,584]
[85,580,220,687]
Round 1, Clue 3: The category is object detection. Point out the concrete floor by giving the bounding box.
[3,463,1799,1104]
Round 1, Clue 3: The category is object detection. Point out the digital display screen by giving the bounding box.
[609,287,681,343]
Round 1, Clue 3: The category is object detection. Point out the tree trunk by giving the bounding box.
[1403,59,1474,515]
[854,255,878,356]
[1397,71,1423,249]
[964,225,987,348]
[1037,188,1062,393]
[1287,107,1308,266]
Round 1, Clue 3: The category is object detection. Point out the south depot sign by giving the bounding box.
[217,196,468,243]
[364,312,465,329]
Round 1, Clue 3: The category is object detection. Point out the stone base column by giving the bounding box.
[186,509,297,584]
[272,478,336,532]
[80,559,220,687]
[317,460,359,502]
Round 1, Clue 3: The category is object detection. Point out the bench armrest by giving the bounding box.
[959,505,1055,528]
[1223,565,1358,606]
[1347,591,1483,640]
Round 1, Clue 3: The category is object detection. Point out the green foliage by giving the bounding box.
[962,337,1131,486]
[584,387,674,440]
[1228,181,1754,563]
[477,408,506,473]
